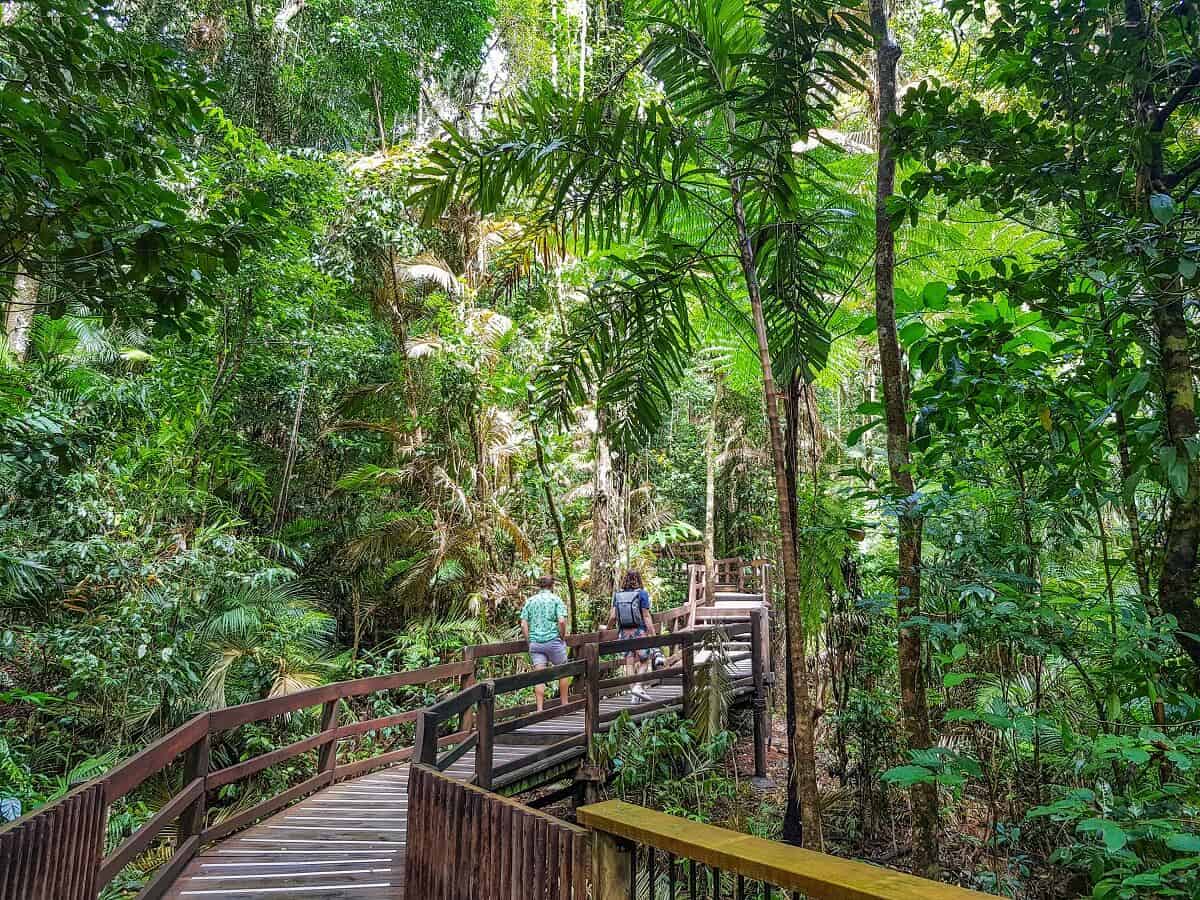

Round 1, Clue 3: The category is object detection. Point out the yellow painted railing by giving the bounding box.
[578,800,996,900]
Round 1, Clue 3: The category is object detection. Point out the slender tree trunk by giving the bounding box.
[372,79,388,150]
[577,0,587,98]
[726,143,822,847]
[1095,297,1154,604]
[1124,0,1200,667]
[781,372,803,844]
[870,0,939,875]
[1155,291,1200,666]
[549,0,559,89]
[4,266,38,362]
[590,416,616,617]
[530,391,578,630]
[272,350,311,532]
[704,381,721,611]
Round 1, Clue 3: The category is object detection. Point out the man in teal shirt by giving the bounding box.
[520,575,570,712]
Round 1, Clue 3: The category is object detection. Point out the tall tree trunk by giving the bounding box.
[870,0,939,875]
[703,381,721,611]
[549,0,559,89]
[4,266,38,362]
[781,373,804,844]
[1096,297,1153,604]
[272,0,303,35]
[531,391,578,631]
[577,0,587,98]
[371,79,388,150]
[725,119,822,846]
[272,351,311,532]
[1155,292,1200,665]
[590,416,616,617]
[1125,0,1200,667]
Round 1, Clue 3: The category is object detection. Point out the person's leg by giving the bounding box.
[531,647,548,712]
[552,642,570,707]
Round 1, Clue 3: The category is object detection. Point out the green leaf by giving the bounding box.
[882,765,934,786]
[922,281,950,310]
[856,314,877,336]
[845,419,883,446]
[1079,818,1128,853]
[1151,193,1177,225]
[899,320,928,345]
[1166,833,1200,853]
[943,672,974,688]
[1126,370,1150,398]
[1159,444,1190,499]
[1024,329,1053,353]
[1120,747,1151,765]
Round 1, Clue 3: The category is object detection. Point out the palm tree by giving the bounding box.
[414,0,870,848]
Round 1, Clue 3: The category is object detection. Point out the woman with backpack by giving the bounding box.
[606,570,656,703]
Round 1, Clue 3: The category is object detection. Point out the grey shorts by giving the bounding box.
[529,638,568,667]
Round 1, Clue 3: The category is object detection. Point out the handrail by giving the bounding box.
[415,612,769,790]
[3,562,771,900]
[580,800,996,900]
[0,655,475,900]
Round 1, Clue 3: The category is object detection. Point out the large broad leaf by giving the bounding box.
[1078,817,1129,853]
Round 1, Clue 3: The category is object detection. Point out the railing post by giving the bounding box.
[750,608,770,784]
[460,646,478,733]
[681,634,695,721]
[475,681,495,790]
[591,831,632,900]
[179,729,210,840]
[414,709,439,767]
[317,698,339,778]
[582,641,600,747]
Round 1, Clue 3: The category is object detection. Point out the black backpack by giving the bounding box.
[613,590,642,629]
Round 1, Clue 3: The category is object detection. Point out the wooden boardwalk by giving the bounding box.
[1,558,773,900]
[163,668,749,899]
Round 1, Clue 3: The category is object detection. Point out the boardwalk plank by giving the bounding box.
[164,655,754,899]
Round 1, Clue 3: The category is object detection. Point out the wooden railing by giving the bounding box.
[687,557,773,609]
[414,611,771,789]
[0,658,472,900]
[579,800,997,900]
[0,573,770,900]
[408,764,590,900]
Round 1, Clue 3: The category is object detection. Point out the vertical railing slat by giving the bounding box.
[0,782,106,900]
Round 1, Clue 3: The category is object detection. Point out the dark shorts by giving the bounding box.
[529,638,568,667]
[618,626,651,661]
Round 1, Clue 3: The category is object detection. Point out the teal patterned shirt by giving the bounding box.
[521,590,567,643]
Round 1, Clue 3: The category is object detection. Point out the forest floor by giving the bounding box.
[718,714,1068,899]
[533,708,1067,897]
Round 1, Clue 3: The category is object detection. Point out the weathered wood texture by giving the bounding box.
[577,801,997,900]
[11,565,770,900]
[407,765,589,900]
[0,781,105,900]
